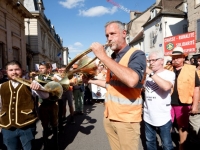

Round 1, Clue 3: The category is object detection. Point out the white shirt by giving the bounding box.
[143,69,175,126]
[0,80,49,111]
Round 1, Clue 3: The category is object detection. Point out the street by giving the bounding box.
[33,102,111,150]
[0,102,179,150]
[33,102,181,150]
[33,102,146,150]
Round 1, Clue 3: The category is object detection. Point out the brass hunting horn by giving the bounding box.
[14,77,63,99]
[65,43,111,78]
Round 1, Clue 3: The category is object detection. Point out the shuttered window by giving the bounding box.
[197,19,200,41]
[150,31,155,48]
[13,48,19,61]
[0,43,3,68]
[183,24,188,33]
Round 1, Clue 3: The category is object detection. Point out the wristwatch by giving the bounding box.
[149,72,155,77]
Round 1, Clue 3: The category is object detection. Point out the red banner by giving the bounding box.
[164,31,196,55]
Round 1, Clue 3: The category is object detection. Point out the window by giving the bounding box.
[150,31,155,48]
[0,43,3,68]
[151,9,157,19]
[183,24,188,33]
[197,19,200,41]
[13,48,19,61]
[41,30,45,48]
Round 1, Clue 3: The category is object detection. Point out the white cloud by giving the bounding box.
[74,42,83,47]
[68,43,95,59]
[67,42,84,54]
[59,0,84,9]
[79,6,118,17]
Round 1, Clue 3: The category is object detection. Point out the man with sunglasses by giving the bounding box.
[170,47,199,150]
[144,50,175,150]
[36,62,60,150]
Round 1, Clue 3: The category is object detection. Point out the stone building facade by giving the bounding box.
[24,0,63,71]
[187,0,200,53]
[0,0,32,69]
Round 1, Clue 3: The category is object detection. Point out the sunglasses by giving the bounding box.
[39,62,46,65]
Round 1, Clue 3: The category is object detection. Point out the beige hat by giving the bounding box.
[171,46,186,56]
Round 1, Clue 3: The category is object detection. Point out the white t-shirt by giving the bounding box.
[143,69,175,126]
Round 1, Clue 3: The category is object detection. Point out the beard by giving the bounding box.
[173,62,183,68]
[8,74,21,81]
[110,43,118,51]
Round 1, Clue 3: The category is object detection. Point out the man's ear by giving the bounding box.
[122,31,127,39]
[123,30,127,36]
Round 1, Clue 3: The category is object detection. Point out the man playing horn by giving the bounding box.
[36,62,60,150]
[71,64,85,115]
[87,20,146,150]
[57,67,75,131]
[0,60,49,150]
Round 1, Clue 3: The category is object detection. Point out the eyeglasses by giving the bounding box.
[147,58,161,63]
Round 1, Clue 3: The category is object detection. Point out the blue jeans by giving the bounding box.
[1,126,36,150]
[144,120,174,150]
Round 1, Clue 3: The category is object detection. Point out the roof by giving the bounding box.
[129,30,144,45]
[161,0,185,15]
[143,0,186,27]
[128,3,156,25]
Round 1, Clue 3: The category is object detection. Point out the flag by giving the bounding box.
[35,64,39,71]
[52,63,57,70]
[57,52,62,60]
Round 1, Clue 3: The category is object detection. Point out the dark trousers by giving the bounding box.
[39,102,58,128]
[39,102,59,150]
[58,100,64,130]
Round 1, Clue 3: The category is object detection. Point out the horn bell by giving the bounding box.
[44,81,63,99]
[73,55,98,78]
[59,77,70,90]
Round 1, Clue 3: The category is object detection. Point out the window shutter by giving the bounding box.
[197,19,200,41]
[0,43,3,68]
[150,32,152,47]
[183,24,188,33]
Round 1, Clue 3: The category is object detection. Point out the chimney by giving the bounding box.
[156,0,161,5]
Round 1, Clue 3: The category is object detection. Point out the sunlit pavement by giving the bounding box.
[0,102,179,150]
[0,102,111,150]
[33,102,111,150]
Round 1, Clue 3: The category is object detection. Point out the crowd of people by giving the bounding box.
[87,20,200,150]
[0,60,105,150]
[0,20,200,150]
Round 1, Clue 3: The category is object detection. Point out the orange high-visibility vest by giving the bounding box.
[196,70,200,79]
[105,48,144,122]
[176,64,196,104]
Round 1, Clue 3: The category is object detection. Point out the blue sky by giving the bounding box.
[42,0,155,59]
